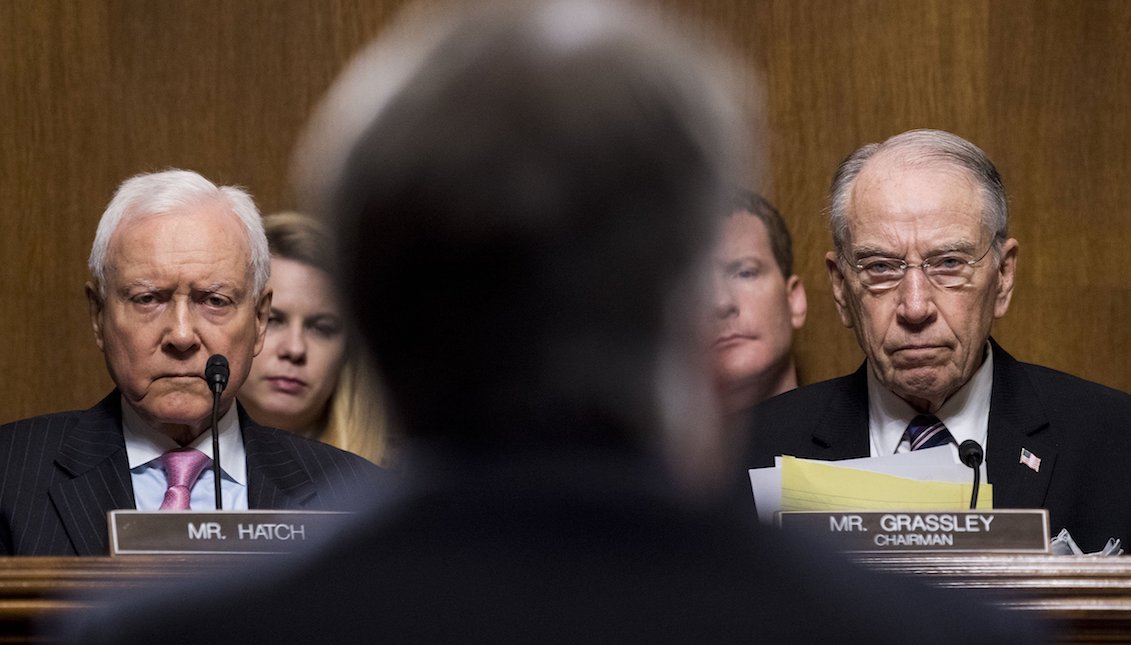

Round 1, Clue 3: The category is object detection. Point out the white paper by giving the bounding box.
[748,466,782,524]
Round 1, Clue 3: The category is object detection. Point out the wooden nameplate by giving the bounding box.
[108,510,353,556]
[778,509,1049,553]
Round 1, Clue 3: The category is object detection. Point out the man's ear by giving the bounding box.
[786,274,807,330]
[993,238,1019,319]
[825,252,854,328]
[252,288,272,357]
[85,281,106,352]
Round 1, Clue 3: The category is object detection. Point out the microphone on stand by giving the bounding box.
[958,439,984,510]
[205,353,229,509]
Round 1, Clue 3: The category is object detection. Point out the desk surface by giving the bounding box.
[2,554,1130,642]
[0,556,237,643]
[860,553,1131,642]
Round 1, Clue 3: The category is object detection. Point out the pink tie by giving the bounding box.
[158,448,211,510]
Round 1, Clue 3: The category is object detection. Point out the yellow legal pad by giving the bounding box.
[780,456,993,512]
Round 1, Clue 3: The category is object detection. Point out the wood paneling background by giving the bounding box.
[3,0,1130,422]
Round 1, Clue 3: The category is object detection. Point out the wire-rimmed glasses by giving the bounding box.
[841,241,996,292]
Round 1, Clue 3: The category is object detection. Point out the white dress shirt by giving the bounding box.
[867,342,994,464]
[122,398,250,511]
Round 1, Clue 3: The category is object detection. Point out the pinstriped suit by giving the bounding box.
[0,392,385,555]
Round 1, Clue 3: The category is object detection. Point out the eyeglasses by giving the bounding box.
[842,241,997,292]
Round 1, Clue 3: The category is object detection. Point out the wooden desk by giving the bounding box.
[2,554,1130,642]
[859,553,1131,642]
[0,556,234,643]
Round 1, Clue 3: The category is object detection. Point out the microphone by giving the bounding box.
[959,439,984,510]
[205,354,230,395]
[205,350,229,506]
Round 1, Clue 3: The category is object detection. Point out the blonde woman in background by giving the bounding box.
[239,212,389,464]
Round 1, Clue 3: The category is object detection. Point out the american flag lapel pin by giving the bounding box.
[1020,448,1041,473]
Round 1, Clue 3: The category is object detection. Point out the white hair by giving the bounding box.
[829,129,1008,255]
[88,169,270,298]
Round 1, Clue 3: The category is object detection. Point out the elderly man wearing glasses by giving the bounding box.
[745,128,1131,553]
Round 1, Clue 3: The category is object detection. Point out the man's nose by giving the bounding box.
[895,266,937,326]
[164,300,201,354]
[712,273,737,320]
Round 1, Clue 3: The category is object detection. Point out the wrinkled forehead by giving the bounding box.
[105,206,253,281]
[845,155,987,250]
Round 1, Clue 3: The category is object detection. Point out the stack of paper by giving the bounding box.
[748,447,991,525]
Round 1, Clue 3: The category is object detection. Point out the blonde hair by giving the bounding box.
[260,211,391,465]
[321,346,390,465]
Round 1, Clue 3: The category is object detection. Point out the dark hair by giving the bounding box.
[729,190,793,276]
[318,1,743,445]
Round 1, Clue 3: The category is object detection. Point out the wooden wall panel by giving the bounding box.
[986,1,1131,391]
[0,1,405,422]
[2,0,1131,423]
[1,2,118,422]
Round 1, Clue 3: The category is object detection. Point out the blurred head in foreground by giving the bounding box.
[239,212,388,464]
[709,190,806,415]
[296,0,747,490]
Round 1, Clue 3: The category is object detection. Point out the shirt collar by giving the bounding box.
[868,341,994,457]
[121,396,248,485]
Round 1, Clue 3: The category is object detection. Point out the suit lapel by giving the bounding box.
[242,412,318,510]
[985,340,1056,510]
[48,393,135,556]
[810,364,871,460]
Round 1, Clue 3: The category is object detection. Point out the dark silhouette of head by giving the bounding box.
[298,0,746,454]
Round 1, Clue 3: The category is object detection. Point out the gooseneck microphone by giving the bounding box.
[205,350,229,506]
[959,439,984,510]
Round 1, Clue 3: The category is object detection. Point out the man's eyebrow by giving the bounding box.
[927,240,979,255]
[850,240,979,259]
[720,256,764,269]
[848,245,896,259]
[195,282,236,292]
[115,280,160,295]
[194,282,247,301]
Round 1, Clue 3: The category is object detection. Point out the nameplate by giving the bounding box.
[778,509,1050,553]
[108,510,353,556]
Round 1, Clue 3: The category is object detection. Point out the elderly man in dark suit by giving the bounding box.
[62,3,1036,643]
[0,169,382,556]
[746,128,1131,553]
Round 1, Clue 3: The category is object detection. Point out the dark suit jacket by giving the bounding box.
[0,392,385,556]
[63,444,1038,643]
[746,339,1131,552]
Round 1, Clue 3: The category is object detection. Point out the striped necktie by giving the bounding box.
[903,414,954,451]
